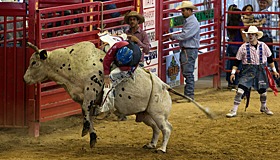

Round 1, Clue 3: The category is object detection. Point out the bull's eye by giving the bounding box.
[31,61,37,66]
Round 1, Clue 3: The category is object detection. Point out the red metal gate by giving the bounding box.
[156,0,222,88]
[0,2,29,128]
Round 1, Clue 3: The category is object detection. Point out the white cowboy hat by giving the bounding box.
[175,1,198,10]
[257,0,272,6]
[242,26,263,39]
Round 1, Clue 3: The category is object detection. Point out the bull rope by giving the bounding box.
[167,88,214,119]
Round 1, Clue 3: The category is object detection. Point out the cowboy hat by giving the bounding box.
[257,0,272,6]
[242,26,263,39]
[175,1,198,10]
[124,11,145,24]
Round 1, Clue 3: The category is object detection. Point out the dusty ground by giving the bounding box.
[1,77,280,160]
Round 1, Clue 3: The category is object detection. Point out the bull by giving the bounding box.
[24,41,212,153]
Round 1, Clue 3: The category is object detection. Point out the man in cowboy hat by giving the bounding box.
[124,11,150,67]
[169,1,200,103]
[226,26,279,118]
[254,0,280,86]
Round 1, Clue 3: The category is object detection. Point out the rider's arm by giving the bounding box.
[103,41,129,75]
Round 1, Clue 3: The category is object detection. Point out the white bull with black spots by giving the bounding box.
[24,41,174,153]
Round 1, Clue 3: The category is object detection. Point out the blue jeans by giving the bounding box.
[180,48,198,99]
[226,45,241,86]
[239,64,268,91]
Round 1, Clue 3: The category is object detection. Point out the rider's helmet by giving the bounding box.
[116,46,133,65]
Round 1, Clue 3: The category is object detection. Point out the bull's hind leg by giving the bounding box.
[141,113,160,149]
[149,114,172,153]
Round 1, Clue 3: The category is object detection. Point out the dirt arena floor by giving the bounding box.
[1,77,280,160]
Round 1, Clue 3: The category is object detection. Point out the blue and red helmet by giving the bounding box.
[116,46,133,65]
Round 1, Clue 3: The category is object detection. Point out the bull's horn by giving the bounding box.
[27,42,40,54]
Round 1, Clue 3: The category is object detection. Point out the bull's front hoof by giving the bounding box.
[90,132,97,148]
[154,148,166,154]
[81,128,89,137]
[82,121,90,137]
[143,143,156,149]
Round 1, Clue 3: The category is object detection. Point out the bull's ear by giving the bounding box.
[39,50,48,60]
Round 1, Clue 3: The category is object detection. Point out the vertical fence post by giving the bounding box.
[213,0,222,88]
[157,0,163,80]
[27,0,40,137]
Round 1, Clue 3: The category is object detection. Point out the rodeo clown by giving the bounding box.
[97,31,142,114]
[226,26,279,118]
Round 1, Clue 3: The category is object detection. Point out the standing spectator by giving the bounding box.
[227,4,238,20]
[124,11,150,67]
[226,8,247,89]
[170,1,200,102]
[254,0,279,86]
[226,26,279,118]
[241,4,266,27]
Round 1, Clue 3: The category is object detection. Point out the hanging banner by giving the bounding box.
[170,9,214,27]
[143,8,155,30]
[144,41,158,67]
[166,52,181,87]
[145,29,156,42]
[143,0,155,9]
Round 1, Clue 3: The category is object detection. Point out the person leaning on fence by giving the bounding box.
[226,26,279,118]
[99,40,142,118]
[169,1,200,103]
[124,11,150,67]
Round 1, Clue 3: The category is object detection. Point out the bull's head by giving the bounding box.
[23,42,49,84]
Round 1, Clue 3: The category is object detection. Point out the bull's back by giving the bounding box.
[114,68,153,114]
[49,41,106,81]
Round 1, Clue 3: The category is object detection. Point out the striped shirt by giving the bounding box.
[236,41,271,65]
[254,8,272,38]
[171,14,200,48]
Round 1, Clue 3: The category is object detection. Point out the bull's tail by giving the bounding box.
[167,87,214,119]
